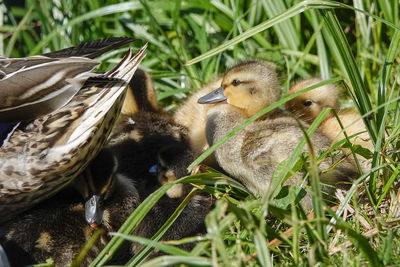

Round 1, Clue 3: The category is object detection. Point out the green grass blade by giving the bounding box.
[261,0,299,50]
[139,255,212,267]
[5,6,33,57]
[185,0,400,66]
[333,221,383,266]
[253,229,272,267]
[29,2,142,55]
[126,188,198,266]
[71,229,103,267]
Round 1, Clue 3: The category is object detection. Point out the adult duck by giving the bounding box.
[0,42,147,223]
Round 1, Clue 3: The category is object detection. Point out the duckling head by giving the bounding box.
[285,78,339,124]
[198,61,281,117]
[73,148,118,228]
[147,140,194,198]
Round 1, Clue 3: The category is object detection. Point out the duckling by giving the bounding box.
[173,78,222,167]
[198,61,359,209]
[0,148,140,267]
[0,44,147,223]
[285,78,373,171]
[109,69,212,253]
[109,68,193,199]
[72,147,120,228]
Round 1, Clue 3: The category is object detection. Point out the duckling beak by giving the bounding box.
[149,164,158,175]
[85,195,104,228]
[197,86,227,104]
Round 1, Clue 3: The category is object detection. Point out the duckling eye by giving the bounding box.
[232,79,240,86]
[303,100,313,107]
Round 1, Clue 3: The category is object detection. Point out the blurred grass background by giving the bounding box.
[1,0,400,266]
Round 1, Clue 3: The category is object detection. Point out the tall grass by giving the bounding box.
[1,0,399,266]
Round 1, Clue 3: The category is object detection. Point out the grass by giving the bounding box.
[1,0,400,266]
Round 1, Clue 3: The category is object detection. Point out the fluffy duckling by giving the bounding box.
[198,61,359,209]
[174,61,281,168]
[173,78,222,167]
[109,69,193,199]
[109,69,212,254]
[0,148,139,267]
[285,78,374,153]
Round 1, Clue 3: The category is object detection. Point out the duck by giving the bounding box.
[197,61,359,210]
[0,41,147,223]
[285,78,373,171]
[0,68,211,266]
[0,37,135,125]
[0,147,140,267]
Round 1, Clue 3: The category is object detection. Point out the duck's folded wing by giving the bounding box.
[0,45,147,222]
[0,38,136,124]
[0,57,99,123]
[42,37,135,59]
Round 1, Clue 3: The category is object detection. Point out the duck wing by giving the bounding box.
[42,37,135,59]
[0,37,135,124]
[0,44,147,223]
[0,56,99,123]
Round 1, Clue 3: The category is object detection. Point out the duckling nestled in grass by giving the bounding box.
[173,78,223,167]
[0,40,147,223]
[0,148,140,267]
[286,78,373,171]
[110,69,212,253]
[110,68,193,199]
[198,61,359,209]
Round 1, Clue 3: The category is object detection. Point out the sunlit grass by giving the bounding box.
[1,0,399,266]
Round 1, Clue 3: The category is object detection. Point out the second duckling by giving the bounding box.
[198,62,359,210]
[286,78,373,171]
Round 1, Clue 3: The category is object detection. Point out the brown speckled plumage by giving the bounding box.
[0,45,147,223]
[1,171,139,267]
